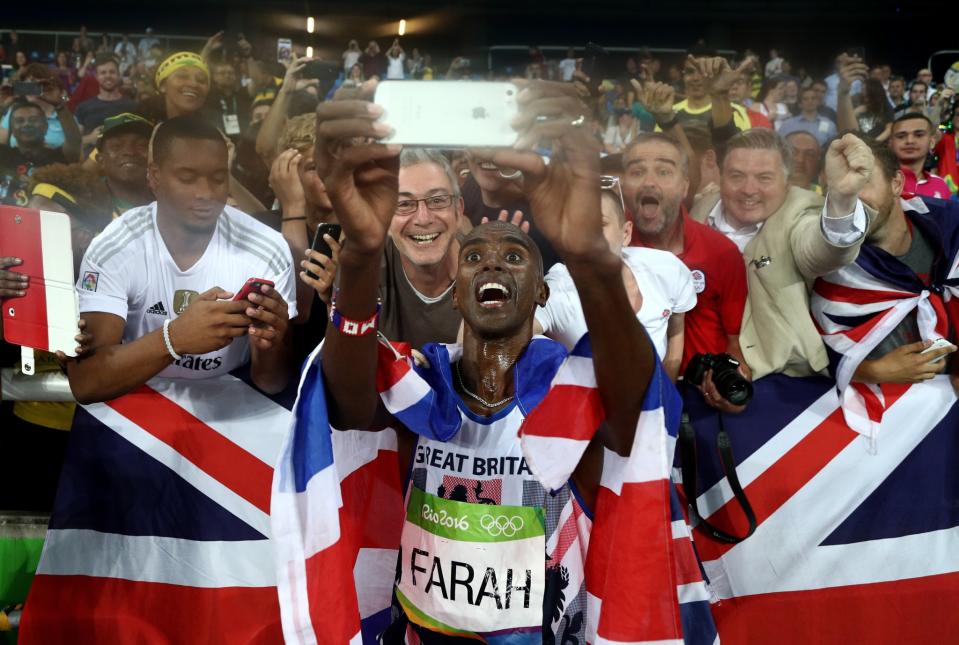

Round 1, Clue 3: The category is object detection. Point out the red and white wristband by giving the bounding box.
[329,293,381,337]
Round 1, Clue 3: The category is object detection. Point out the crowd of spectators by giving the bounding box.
[0,25,958,507]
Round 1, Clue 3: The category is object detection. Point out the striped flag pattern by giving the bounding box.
[272,335,717,644]
[19,373,292,643]
[810,197,959,441]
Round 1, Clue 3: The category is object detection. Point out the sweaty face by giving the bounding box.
[720,148,788,227]
[454,223,546,339]
[891,118,933,164]
[162,66,210,115]
[96,63,120,92]
[98,132,150,186]
[622,141,688,239]
[390,162,461,269]
[150,138,229,233]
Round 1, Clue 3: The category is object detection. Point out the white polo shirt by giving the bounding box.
[535,247,697,358]
[77,202,297,379]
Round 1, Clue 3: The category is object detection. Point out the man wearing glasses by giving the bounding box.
[378,148,466,348]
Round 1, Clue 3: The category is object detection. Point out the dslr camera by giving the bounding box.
[684,353,753,406]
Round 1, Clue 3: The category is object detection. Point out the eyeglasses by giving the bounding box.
[600,175,625,217]
[396,194,455,214]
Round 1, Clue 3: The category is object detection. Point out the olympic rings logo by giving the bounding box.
[480,514,525,537]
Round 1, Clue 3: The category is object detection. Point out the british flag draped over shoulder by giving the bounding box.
[272,334,718,644]
[810,195,959,439]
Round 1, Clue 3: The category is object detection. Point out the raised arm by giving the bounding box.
[792,133,873,279]
[313,81,401,429]
[493,80,655,455]
[836,55,867,134]
[255,55,311,166]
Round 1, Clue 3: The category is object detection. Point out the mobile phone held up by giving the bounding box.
[306,223,342,280]
[234,278,275,301]
[374,81,519,148]
[13,81,42,97]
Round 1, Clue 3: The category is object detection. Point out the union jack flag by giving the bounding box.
[810,196,959,440]
[678,372,959,644]
[273,336,718,644]
[19,373,292,643]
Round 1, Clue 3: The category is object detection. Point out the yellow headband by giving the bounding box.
[32,182,77,205]
[155,52,209,87]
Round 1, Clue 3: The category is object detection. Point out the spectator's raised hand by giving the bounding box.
[480,209,530,233]
[314,80,401,257]
[690,55,752,95]
[282,54,312,92]
[270,149,307,214]
[630,79,674,125]
[824,133,874,203]
[0,257,27,299]
[299,235,341,306]
[492,80,605,262]
[201,31,225,60]
[837,54,868,94]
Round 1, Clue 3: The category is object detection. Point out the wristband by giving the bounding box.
[329,292,381,337]
[162,318,183,361]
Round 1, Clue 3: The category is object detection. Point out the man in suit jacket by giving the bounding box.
[690,129,876,378]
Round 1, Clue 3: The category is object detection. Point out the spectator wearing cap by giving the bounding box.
[95,113,155,217]
[74,54,138,149]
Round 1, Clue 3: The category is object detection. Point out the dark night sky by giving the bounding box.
[8,0,957,80]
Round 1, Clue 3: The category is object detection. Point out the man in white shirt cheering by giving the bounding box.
[68,116,297,403]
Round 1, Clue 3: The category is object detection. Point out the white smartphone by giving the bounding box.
[374,81,519,148]
[920,337,958,364]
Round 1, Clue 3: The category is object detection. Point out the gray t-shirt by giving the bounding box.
[378,238,461,349]
[867,227,935,360]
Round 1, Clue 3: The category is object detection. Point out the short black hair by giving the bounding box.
[152,115,226,165]
[892,112,934,133]
[7,99,45,121]
[94,53,119,70]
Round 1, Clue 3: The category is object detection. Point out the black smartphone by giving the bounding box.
[306,223,342,280]
[301,60,342,85]
[13,81,41,97]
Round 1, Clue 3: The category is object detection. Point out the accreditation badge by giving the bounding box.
[223,114,241,136]
[396,487,546,639]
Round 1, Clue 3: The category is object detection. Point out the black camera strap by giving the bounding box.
[678,411,757,544]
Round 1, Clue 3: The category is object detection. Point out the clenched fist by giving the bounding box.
[824,133,874,212]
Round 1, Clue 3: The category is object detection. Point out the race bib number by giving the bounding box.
[396,487,546,637]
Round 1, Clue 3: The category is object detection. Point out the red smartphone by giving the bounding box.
[233,278,275,301]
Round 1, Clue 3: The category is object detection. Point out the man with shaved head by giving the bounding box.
[312,79,665,641]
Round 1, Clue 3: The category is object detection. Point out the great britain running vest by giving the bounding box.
[383,341,592,644]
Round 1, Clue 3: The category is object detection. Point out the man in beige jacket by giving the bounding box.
[690,129,875,378]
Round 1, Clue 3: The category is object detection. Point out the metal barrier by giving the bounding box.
[0,368,74,402]
[485,44,738,74]
[3,29,206,58]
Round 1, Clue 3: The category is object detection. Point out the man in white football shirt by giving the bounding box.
[68,116,297,403]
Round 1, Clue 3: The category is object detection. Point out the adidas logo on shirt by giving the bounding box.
[146,301,168,316]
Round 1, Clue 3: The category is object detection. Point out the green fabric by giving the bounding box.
[0,515,48,607]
